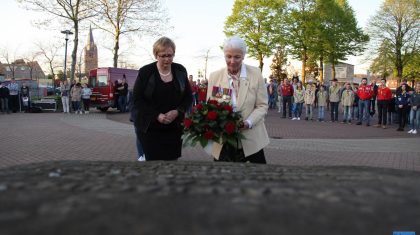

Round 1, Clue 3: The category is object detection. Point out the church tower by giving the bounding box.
[83,26,98,75]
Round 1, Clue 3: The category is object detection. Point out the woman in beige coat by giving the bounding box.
[70,83,82,114]
[206,36,269,164]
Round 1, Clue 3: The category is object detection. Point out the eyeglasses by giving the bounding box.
[225,55,243,61]
[158,54,174,59]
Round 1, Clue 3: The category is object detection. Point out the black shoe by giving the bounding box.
[366,124,370,127]
[305,117,308,121]
[356,122,362,125]
[397,128,403,131]
[282,116,286,119]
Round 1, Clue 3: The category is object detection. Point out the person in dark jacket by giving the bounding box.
[132,36,192,161]
[20,82,30,112]
[408,83,420,134]
[0,82,10,114]
[396,84,410,131]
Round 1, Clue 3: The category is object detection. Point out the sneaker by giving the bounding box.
[373,124,381,128]
[137,155,146,162]
[292,117,297,120]
[382,125,386,129]
[413,130,417,134]
[297,117,300,120]
[408,129,414,134]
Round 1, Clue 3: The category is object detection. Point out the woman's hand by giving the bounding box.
[157,113,171,124]
[164,110,179,123]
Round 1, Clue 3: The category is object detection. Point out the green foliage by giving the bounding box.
[367,0,420,80]
[224,0,287,70]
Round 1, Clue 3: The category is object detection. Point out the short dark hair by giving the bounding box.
[381,78,387,82]
[361,77,368,81]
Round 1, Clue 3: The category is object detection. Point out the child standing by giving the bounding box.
[341,82,355,124]
[317,85,328,122]
[304,84,316,121]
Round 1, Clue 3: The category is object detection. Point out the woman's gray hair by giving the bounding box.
[223,35,247,55]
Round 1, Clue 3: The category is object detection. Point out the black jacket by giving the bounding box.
[132,62,192,133]
[0,86,10,98]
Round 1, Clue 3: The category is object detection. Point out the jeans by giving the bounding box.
[352,106,359,120]
[134,127,145,158]
[410,108,420,130]
[377,100,388,125]
[318,106,325,121]
[330,102,339,121]
[61,96,70,113]
[306,104,313,120]
[282,96,292,118]
[72,101,81,112]
[118,95,127,112]
[277,96,283,112]
[0,97,9,113]
[293,103,303,118]
[358,100,371,124]
[268,94,276,109]
[343,106,352,122]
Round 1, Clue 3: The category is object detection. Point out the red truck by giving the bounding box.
[88,67,138,112]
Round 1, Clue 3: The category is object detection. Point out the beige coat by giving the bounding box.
[304,89,316,105]
[317,90,328,106]
[70,86,82,102]
[329,85,341,102]
[206,64,269,159]
[341,89,355,106]
[293,89,304,103]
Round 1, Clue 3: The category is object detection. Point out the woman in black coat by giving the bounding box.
[132,37,192,161]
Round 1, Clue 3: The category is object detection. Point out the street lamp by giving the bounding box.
[61,30,73,82]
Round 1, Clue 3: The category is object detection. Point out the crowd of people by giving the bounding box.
[59,80,92,114]
[266,76,420,134]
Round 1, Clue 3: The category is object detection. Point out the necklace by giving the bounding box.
[159,70,171,77]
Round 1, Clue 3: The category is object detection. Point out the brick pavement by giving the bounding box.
[0,109,419,171]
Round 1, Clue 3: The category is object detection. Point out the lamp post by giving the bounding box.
[61,30,73,82]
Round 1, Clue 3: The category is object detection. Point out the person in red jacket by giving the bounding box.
[356,78,375,126]
[374,78,393,129]
[281,78,294,118]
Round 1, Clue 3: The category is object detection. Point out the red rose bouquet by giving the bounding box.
[182,100,245,150]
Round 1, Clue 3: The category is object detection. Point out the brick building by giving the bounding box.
[83,26,98,75]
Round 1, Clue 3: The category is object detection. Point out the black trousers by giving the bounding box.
[215,147,266,164]
[377,100,388,125]
[282,96,292,118]
[398,106,408,128]
[9,95,19,112]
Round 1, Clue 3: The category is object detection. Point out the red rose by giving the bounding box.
[204,130,214,140]
[195,103,204,110]
[224,121,236,134]
[183,118,193,129]
[208,100,218,105]
[207,111,218,120]
[223,105,233,113]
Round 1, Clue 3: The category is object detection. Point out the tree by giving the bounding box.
[18,0,98,82]
[284,0,317,83]
[224,0,287,71]
[369,40,395,79]
[367,0,420,82]
[313,0,368,80]
[270,45,288,80]
[92,0,169,68]
[35,41,61,85]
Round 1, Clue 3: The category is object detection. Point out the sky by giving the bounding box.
[1,0,384,79]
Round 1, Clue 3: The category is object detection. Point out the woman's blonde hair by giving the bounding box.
[153,37,176,57]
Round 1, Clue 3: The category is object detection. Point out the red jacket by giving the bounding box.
[357,84,374,100]
[377,86,392,101]
[281,84,294,97]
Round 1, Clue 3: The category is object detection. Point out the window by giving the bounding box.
[98,75,108,87]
